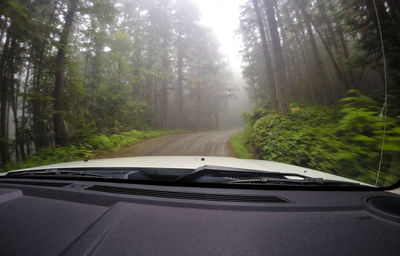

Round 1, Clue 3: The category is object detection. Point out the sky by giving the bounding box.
[194,0,245,73]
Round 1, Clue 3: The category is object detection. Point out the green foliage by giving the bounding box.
[244,92,400,186]
[230,131,252,159]
[70,121,98,144]
[0,0,231,167]
[3,130,179,172]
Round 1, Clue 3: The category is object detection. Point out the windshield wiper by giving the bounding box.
[227,177,361,186]
[4,169,108,179]
[175,165,362,187]
[3,166,364,187]
[175,165,274,182]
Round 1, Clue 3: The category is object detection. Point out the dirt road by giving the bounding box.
[99,129,240,158]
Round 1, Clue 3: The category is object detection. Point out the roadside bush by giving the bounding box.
[244,91,400,185]
[230,131,252,159]
[88,135,113,150]
[3,130,179,172]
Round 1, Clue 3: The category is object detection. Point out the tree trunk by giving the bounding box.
[176,36,183,129]
[9,38,19,161]
[0,18,8,48]
[317,0,340,55]
[160,36,168,129]
[32,0,58,150]
[19,61,30,161]
[274,0,296,98]
[283,5,315,102]
[303,5,349,95]
[252,0,277,108]
[0,32,10,165]
[327,1,355,88]
[299,0,332,105]
[264,0,289,114]
[53,0,78,146]
[31,60,47,150]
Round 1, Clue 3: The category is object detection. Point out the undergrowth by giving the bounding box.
[230,131,252,159]
[3,130,180,172]
[243,90,400,186]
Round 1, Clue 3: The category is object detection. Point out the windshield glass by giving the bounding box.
[0,0,398,188]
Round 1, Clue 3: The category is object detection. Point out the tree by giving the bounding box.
[53,0,79,146]
[251,0,277,108]
[298,0,332,105]
[240,0,398,111]
[0,0,243,167]
[263,0,289,114]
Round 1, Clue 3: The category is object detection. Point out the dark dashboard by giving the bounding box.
[0,178,399,256]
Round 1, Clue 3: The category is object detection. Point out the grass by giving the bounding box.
[230,130,252,159]
[3,129,182,172]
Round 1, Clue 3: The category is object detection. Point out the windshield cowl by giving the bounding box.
[1,156,368,184]
[1,162,376,189]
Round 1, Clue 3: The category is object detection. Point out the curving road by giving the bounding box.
[99,129,240,158]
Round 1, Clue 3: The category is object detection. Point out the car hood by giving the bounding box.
[3,156,372,185]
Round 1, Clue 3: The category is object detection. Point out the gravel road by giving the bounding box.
[98,129,240,158]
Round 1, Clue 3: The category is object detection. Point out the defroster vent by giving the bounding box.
[85,185,290,203]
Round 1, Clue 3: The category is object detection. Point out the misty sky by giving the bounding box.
[194,0,245,73]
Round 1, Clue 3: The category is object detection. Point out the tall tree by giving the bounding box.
[299,0,331,105]
[0,0,241,166]
[53,0,79,146]
[263,0,288,114]
[251,0,277,108]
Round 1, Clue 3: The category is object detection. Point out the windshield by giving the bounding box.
[0,0,398,188]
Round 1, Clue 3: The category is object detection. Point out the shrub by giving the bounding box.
[3,130,179,172]
[244,91,399,186]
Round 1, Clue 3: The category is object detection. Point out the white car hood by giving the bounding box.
[4,156,371,185]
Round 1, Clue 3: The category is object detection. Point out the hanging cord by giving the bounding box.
[372,0,388,186]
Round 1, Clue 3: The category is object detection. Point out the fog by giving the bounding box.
[218,74,253,129]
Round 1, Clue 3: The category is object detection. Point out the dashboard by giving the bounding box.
[0,178,399,256]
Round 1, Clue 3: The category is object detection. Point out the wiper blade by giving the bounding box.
[228,177,322,184]
[227,177,361,186]
[175,165,362,187]
[176,165,312,182]
[175,165,276,182]
[5,169,107,179]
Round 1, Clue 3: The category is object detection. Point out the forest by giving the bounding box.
[239,0,399,109]
[0,0,399,184]
[0,0,235,167]
[238,0,399,185]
